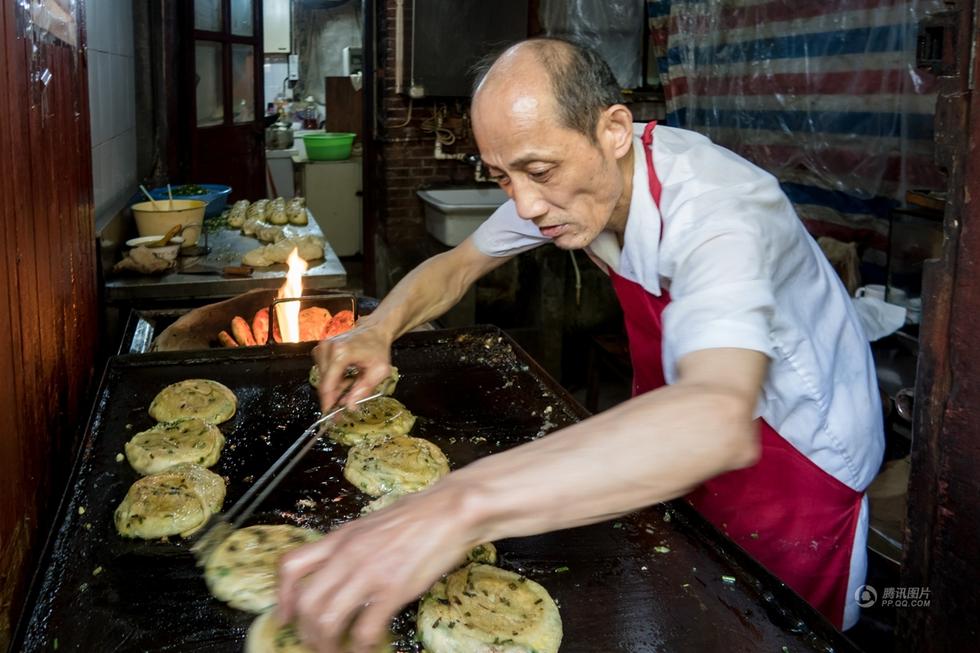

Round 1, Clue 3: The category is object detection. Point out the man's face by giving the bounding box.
[472,91,628,250]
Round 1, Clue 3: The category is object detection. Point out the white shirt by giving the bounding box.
[473,124,882,628]
[473,123,884,493]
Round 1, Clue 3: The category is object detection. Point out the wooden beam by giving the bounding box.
[898,1,980,648]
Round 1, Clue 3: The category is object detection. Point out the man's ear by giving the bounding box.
[597,104,634,159]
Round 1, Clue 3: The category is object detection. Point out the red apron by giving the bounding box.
[607,122,864,628]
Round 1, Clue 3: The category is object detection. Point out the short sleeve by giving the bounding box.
[471,200,549,257]
[661,220,776,381]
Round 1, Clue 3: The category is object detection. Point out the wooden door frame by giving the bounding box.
[177,0,265,197]
[898,0,980,648]
[361,0,377,295]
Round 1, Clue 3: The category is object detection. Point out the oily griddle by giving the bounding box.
[15,326,859,652]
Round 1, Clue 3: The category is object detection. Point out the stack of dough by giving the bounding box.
[114,463,226,539]
[204,524,322,612]
[247,199,269,221]
[268,208,288,225]
[267,197,288,225]
[242,200,275,238]
[417,564,563,653]
[124,417,225,475]
[235,197,304,232]
[242,235,325,267]
[228,200,250,228]
[286,197,307,226]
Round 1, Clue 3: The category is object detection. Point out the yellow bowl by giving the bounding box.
[131,199,207,247]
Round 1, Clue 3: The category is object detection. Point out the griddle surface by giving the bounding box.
[16,327,859,652]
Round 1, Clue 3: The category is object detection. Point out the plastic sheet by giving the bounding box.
[29,0,77,47]
[294,0,362,105]
[651,0,946,201]
[540,0,645,88]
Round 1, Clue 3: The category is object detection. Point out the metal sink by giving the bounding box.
[417,187,508,246]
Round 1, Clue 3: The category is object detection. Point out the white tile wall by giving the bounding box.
[87,0,137,227]
[264,59,290,107]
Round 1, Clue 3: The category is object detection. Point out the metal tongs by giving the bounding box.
[191,389,384,564]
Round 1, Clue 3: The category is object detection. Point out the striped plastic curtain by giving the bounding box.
[648,0,945,266]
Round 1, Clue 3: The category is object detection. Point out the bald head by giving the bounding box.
[472,38,624,143]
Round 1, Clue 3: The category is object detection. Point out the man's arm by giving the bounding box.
[280,346,768,652]
[316,237,513,410]
[454,347,766,539]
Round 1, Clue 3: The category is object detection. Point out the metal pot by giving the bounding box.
[265,122,294,150]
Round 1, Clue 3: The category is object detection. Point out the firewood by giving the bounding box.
[299,307,332,342]
[252,307,270,345]
[231,316,256,346]
[323,310,355,339]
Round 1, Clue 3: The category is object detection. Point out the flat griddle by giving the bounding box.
[14,326,861,652]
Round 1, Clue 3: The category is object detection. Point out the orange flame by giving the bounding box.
[275,248,308,343]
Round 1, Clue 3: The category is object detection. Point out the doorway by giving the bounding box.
[180,0,266,200]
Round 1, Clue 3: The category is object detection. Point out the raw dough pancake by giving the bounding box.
[466,542,498,565]
[114,463,226,539]
[245,611,391,653]
[148,379,237,424]
[417,564,562,653]
[308,365,401,398]
[325,396,415,447]
[204,524,322,613]
[245,612,310,653]
[124,417,225,475]
[344,435,449,497]
[360,490,404,515]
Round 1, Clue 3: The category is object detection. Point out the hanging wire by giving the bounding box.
[391,98,414,128]
[421,104,457,144]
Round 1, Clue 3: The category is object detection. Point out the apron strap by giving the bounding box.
[641,121,662,207]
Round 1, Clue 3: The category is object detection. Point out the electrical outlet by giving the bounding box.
[288,54,300,80]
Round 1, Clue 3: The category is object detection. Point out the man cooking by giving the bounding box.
[278,38,884,651]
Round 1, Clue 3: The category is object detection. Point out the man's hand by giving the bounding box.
[314,325,394,412]
[277,486,475,653]
[312,238,510,414]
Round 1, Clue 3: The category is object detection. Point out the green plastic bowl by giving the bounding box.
[303,132,356,160]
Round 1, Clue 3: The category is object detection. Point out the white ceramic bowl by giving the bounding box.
[125,235,185,261]
[131,199,207,247]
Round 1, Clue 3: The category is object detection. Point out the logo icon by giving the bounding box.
[855,585,877,608]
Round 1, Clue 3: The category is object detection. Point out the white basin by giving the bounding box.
[417,187,508,246]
